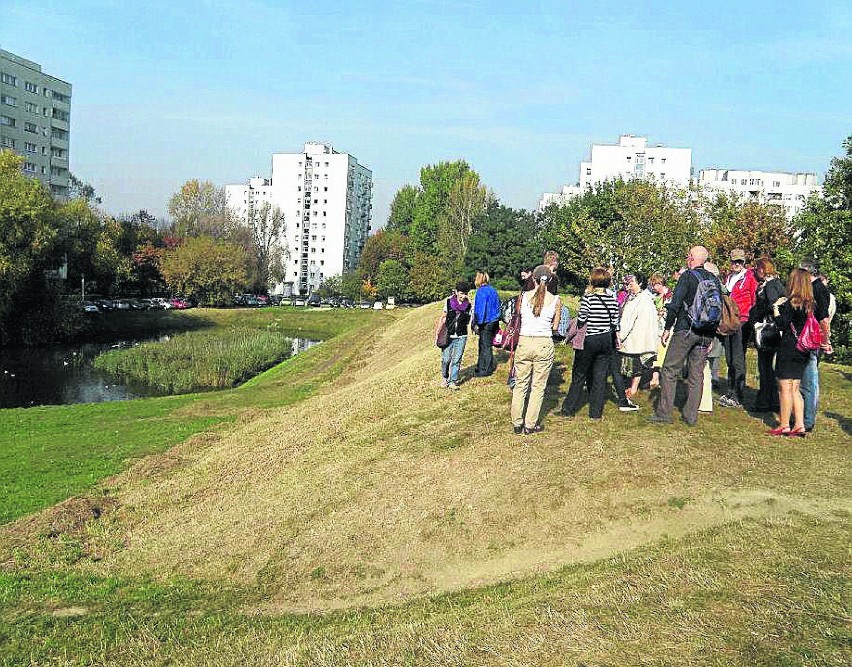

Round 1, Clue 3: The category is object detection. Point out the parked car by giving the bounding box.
[81,302,99,313]
[149,297,171,310]
[307,294,322,307]
[169,298,190,310]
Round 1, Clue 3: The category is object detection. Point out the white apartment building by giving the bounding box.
[226,142,372,296]
[539,135,692,210]
[698,169,819,219]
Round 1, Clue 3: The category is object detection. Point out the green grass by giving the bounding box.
[1,514,848,666]
[0,303,849,665]
[0,307,391,525]
[94,328,294,392]
[0,397,219,525]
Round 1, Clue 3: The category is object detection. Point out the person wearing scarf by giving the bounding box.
[439,281,472,390]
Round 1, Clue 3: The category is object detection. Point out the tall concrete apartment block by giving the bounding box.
[698,169,819,219]
[227,142,372,296]
[0,49,72,198]
[539,135,692,210]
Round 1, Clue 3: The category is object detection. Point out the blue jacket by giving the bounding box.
[473,284,501,326]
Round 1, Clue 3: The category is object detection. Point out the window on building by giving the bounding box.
[23,162,37,173]
[661,158,666,164]
[1,73,16,85]
[323,211,327,217]
[0,115,15,127]
[24,81,37,93]
[660,173,666,179]
[772,180,780,187]
[24,142,36,153]
[648,157,654,164]
[24,101,38,113]
[324,186,328,191]
[0,136,15,148]
[1,95,17,107]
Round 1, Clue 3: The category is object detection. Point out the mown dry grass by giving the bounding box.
[3,303,848,618]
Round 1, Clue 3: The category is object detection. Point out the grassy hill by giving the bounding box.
[1,302,850,665]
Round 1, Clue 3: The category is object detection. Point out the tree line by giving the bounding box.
[0,150,286,344]
[1,135,849,351]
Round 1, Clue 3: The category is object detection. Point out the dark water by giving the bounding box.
[0,337,319,409]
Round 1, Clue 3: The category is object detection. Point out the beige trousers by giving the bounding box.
[699,360,713,412]
[511,336,555,428]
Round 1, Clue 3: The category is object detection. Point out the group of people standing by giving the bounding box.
[436,245,835,437]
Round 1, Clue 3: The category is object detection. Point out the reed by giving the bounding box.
[93,328,293,393]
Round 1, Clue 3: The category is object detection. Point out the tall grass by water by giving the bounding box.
[93,327,294,393]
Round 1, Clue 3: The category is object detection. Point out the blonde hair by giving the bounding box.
[474,271,490,288]
[787,268,814,312]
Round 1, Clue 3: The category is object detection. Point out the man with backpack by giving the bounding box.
[648,246,723,426]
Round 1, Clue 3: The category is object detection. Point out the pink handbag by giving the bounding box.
[794,312,822,353]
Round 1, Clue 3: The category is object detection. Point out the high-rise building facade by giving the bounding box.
[226,142,372,295]
[539,135,692,210]
[698,169,819,219]
[0,49,72,199]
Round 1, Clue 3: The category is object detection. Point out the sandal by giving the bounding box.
[767,426,791,436]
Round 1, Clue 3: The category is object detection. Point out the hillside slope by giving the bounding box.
[5,303,851,612]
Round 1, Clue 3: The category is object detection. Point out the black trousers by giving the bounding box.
[755,348,779,410]
[723,327,746,402]
[562,332,614,418]
[476,320,499,376]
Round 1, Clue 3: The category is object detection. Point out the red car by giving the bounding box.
[169,298,190,310]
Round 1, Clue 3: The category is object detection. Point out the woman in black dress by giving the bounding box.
[749,257,786,412]
[768,268,813,436]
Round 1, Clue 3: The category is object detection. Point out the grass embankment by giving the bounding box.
[0,307,392,525]
[1,303,850,665]
[94,328,295,393]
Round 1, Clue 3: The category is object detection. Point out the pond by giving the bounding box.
[0,337,319,409]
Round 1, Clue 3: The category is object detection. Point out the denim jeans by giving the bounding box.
[800,351,820,429]
[441,336,467,384]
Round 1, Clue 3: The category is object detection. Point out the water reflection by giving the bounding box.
[0,337,319,409]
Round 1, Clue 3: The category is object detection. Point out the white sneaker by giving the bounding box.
[619,399,639,412]
[447,382,460,391]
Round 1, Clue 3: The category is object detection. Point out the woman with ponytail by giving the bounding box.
[511,265,561,435]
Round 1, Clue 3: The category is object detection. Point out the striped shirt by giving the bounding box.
[577,291,620,335]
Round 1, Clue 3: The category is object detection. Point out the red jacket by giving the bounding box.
[725,269,758,321]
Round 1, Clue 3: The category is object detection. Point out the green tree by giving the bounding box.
[161,236,249,306]
[795,134,852,314]
[408,252,453,302]
[376,259,411,301]
[168,180,235,239]
[437,171,487,272]
[538,179,699,289]
[131,243,165,296]
[357,230,410,281]
[703,192,794,273]
[339,270,364,301]
[386,184,419,234]
[410,160,474,254]
[68,173,102,205]
[463,201,540,289]
[0,150,72,344]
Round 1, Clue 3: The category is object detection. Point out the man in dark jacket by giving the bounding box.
[648,245,722,426]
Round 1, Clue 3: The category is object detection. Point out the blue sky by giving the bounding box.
[3,0,850,225]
